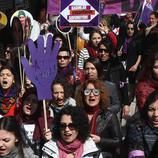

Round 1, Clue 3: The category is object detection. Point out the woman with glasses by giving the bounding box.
[75,79,121,158]
[117,21,142,105]
[56,47,84,87]
[56,47,73,81]
[42,106,103,158]
[83,57,120,114]
[98,38,129,118]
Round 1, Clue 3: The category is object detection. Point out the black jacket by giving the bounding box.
[96,110,122,158]
[101,59,129,106]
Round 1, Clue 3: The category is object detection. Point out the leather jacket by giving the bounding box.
[96,110,122,158]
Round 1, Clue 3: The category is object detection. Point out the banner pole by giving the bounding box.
[18,47,24,89]
[43,100,48,131]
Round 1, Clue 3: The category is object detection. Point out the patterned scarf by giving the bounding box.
[57,139,83,158]
[0,86,17,115]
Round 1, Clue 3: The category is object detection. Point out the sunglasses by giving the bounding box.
[57,55,70,60]
[127,27,134,30]
[59,123,76,130]
[84,89,100,96]
[98,48,109,53]
[5,50,11,54]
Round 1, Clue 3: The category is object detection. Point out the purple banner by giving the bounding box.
[103,0,143,14]
[47,0,158,15]
[139,0,157,25]
[140,1,153,25]
[47,0,60,15]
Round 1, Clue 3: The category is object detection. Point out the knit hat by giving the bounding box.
[18,10,25,18]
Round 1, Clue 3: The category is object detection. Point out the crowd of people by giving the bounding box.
[0,7,158,158]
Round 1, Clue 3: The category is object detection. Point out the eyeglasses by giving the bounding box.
[5,50,10,54]
[57,55,70,60]
[127,27,134,30]
[98,48,109,54]
[59,123,76,130]
[84,89,100,96]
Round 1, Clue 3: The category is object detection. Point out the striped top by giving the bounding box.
[78,48,90,69]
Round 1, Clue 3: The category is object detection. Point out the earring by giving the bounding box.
[15,139,18,142]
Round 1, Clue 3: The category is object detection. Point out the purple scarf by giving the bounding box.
[122,37,132,54]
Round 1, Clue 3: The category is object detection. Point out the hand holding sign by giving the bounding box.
[21,35,60,100]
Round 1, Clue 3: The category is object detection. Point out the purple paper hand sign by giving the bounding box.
[21,35,60,100]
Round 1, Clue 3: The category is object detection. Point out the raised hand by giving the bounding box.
[21,35,60,100]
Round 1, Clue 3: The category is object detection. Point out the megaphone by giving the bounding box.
[0,11,7,30]
[55,16,72,35]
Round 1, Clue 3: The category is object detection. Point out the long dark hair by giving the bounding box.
[98,38,114,56]
[0,116,25,157]
[89,29,102,48]
[52,33,68,48]
[84,57,103,80]
[141,90,158,121]
[0,64,20,98]
[126,21,138,36]
[18,87,42,124]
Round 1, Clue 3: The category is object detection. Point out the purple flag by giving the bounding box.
[103,0,142,15]
[139,0,156,25]
[47,0,157,16]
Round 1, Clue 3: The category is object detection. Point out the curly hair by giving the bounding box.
[75,79,109,110]
[53,106,90,143]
